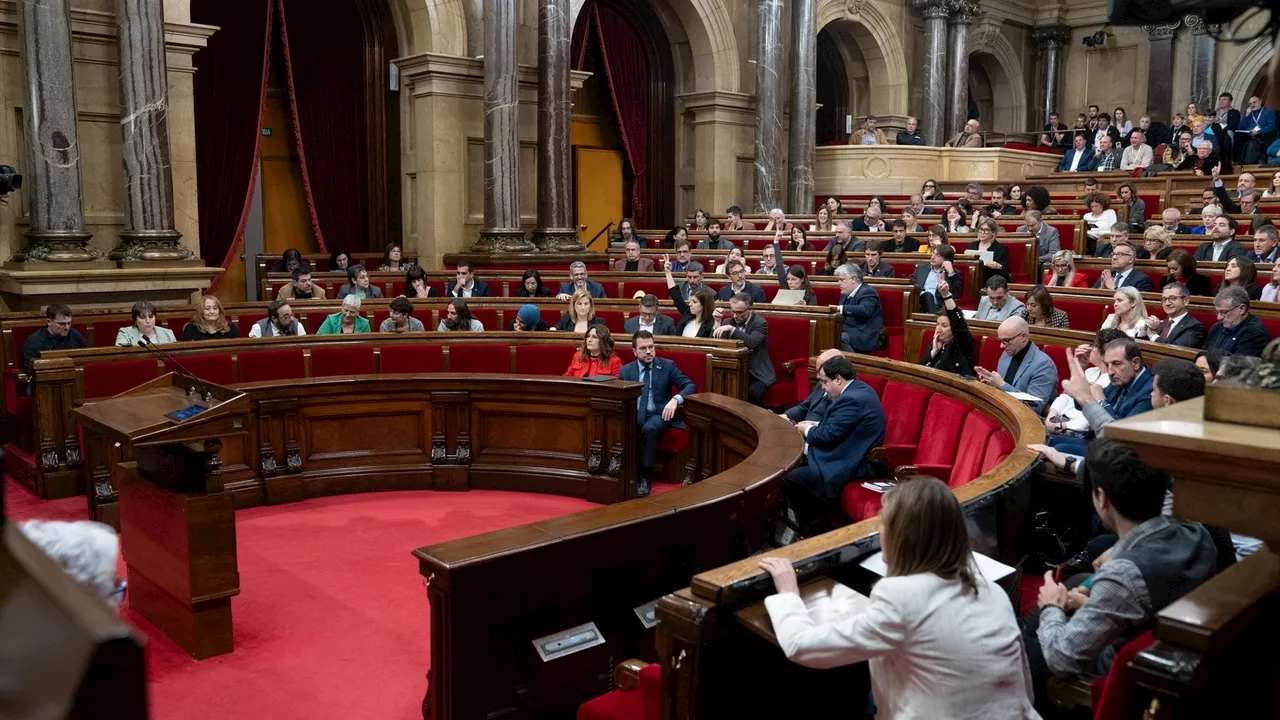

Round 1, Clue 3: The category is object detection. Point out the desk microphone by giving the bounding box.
[136,339,213,403]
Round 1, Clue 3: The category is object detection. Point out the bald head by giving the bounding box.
[816,348,844,367]
[997,316,1030,356]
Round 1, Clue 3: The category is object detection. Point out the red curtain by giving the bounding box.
[276,0,369,253]
[573,1,651,227]
[191,0,272,288]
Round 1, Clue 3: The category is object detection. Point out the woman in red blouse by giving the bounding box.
[563,325,622,378]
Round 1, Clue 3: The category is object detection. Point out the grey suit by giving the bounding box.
[720,312,775,404]
[995,342,1058,412]
[1018,223,1061,264]
[973,296,1025,322]
[623,314,677,336]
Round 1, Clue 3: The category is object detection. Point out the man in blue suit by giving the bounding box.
[445,260,492,297]
[782,354,885,540]
[556,261,608,299]
[1055,133,1095,172]
[976,316,1059,412]
[1206,286,1273,357]
[781,348,844,425]
[620,331,698,496]
[1047,338,1154,456]
[834,263,883,353]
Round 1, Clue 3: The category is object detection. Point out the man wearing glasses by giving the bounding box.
[1146,284,1206,348]
[1205,286,1271,357]
[1094,243,1154,291]
[974,316,1058,412]
[712,293,775,404]
[22,302,86,393]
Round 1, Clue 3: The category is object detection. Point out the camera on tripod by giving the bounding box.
[0,165,21,196]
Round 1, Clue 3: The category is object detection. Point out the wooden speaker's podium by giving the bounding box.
[73,372,249,660]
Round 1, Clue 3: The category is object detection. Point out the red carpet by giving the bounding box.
[5,476,598,719]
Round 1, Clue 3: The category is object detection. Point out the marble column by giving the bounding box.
[1186,15,1219,118]
[753,0,785,214]
[9,0,101,264]
[786,0,816,214]
[945,7,975,142]
[531,0,582,252]
[1033,26,1070,124]
[112,0,194,263]
[913,0,949,147]
[474,0,534,253]
[1143,22,1180,122]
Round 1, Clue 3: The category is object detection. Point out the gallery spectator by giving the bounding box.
[945,119,983,148]
[1040,112,1069,148]
[277,265,326,301]
[1093,134,1121,172]
[1056,134,1094,172]
[854,116,888,145]
[1238,95,1276,164]
[896,116,925,145]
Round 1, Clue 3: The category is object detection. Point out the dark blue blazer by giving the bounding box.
[785,384,830,424]
[1206,314,1272,357]
[804,380,887,491]
[717,280,768,304]
[619,357,697,427]
[558,280,608,299]
[1056,147,1095,172]
[839,284,884,353]
[445,280,492,297]
[1102,367,1154,424]
[1247,247,1280,263]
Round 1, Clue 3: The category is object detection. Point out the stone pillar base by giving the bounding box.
[7,230,110,268]
[111,230,198,265]
[531,228,583,253]
[472,228,536,254]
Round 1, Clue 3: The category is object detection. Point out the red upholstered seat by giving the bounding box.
[615,347,636,365]
[951,414,1001,487]
[621,279,670,302]
[659,350,707,392]
[371,311,391,329]
[92,319,134,348]
[909,395,971,483]
[576,662,660,720]
[310,345,375,377]
[303,311,330,334]
[449,344,509,373]
[860,374,887,397]
[469,308,500,332]
[387,281,404,298]
[596,310,624,332]
[166,353,235,386]
[5,368,29,416]
[980,430,1015,474]
[514,345,576,375]
[238,349,306,383]
[761,315,812,408]
[1042,345,1071,383]
[978,335,1004,372]
[1092,631,1156,720]
[657,426,689,454]
[879,381,931,467]
[238,313,267,337]
[379,344,443,374]
[540,308,564,328]
[82,359,160,399]
[1052,298,1107,331]
[811,285,841,305]
[842,481,888,522]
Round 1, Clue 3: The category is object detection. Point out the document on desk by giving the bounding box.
[964,249,994,264]
[860,551,1015,582]
[802,580,872,625]
[1007,390,1042,404]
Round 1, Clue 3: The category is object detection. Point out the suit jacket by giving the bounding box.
[697,237,735,250]
[1056,147,1095,172]
[973,296,1025,322]
[722,313,776,385]
[860,261,896,279]
[912,264,964,309]
[1152,314,1206,348]
[1192,239,1248,263]
[558,280,608,299]
[785,384,830,424]
[445,280,492,297]
[849,218,885,233]
[717,280,768,304]
[1160,274,1212,297]
[1102,367,1155,425]
[1018,223,1061,263]
[965,239,1011,284]
[839,284,884,353]
[1248,247,1280,263]
[1097,244,1150,260]
[1212,182,1243,214]
[669,284,714,337]
[948,131,983,148]
[614,257,656,272]
[802,380,887,488]
[623,314,676,336]
[1094,269,1154,292]
[1206,314,1272,357]
[995,342,1058,412]
[619,357,697,426]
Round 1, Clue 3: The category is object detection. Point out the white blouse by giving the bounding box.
[682,321,702,338]
[765,571,1038,720]
[1100,313,1149,339]
[1084,209,1118,239]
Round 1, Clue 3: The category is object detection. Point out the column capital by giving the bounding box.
[1032,25,1071,48]
[1183,14,1219,36]
[1142,21,1181,41]
[910,0,948,21]
[944,0,981,24]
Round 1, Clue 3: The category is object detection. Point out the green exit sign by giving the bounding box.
[261,127,273,137]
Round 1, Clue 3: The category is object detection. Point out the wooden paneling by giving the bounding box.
[575,147,623,249]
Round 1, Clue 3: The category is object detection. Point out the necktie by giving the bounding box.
[639,365,655,416]
[1159,320,1171,341]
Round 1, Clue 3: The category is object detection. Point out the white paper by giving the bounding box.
[964,249,994,263]
[961,309,977,320]
[1007,390,1041,403]
[859,551,1015,582]
[771,288,807,305]
[803,581,872,625]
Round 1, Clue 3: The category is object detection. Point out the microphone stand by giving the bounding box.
[136,340,214,404]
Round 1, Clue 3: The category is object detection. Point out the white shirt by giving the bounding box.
[248,321,307,338]
[765,572,1039,720]
[1163,313,1187,337]
[1212,240,1229,261]
[455,282,474,297]
[1069,149,1085,171]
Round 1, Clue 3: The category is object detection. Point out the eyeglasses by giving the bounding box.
[108,578,128,604]
[1215,305,1244,317]
[997,333,1026,345]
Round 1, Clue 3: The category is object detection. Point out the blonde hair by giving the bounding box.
[881,477,979,597]
[1112,286,1150,328]
[191,295,230,334]
[568,289,597,323]
[1142,226,1171,250]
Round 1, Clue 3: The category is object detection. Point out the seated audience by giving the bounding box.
[1262,263,1280,302]
[1147,283,1206,348]
[912,243,963,314]
[883,220,920,254]
[1093,134,1121,171]
[248,300,305,337]
[1117,181,1147,227]
[1196,348,1228,384]
[1021,284,1070,329]
[317,295,370,335]
[1150,358,1207,407]
[380,297,424,333]
[896,116,925,145]
[763,207,792,232]
[506,304,549,332]
[1178,140,1218,173]
[270,248,302,273]
[337,264,384,300]
[1095,243,1154,291]
[1250,224,1280,263]
[973,276,1024,322]
[832,220,857,251]
[966,217,1010,285]
[1044,250,1090,288]
[377,242,412,272]
[854,116,887,145]
[1142,226,1173,261]
[724,205,746,231]
[663,226,690,250]
[849,206,886,233]
[1164,130,1193,167]
[278,265,326,301]
[621,330,698,496]
[617,217,645,247]
[552,289,606,333]
[820,241,848,277]
[1047,338,1153,455]
[717,258,768,304]
[1083,193,1118,242]
[671,260,707,301]
[328,248,350,272]
[446,260,492,297]
[859,241,895,279]
[788,225,811,252]
[920,277,975,377]
[1238,94,1277,163]
[438,299,485,332]
[22,303,87,380]
[1206,286,1271,356]
[1091,112,1122,151]
[983,186,1016,217]
[901,208,925,233]
[1043,329,1126,439]
[614,240,654,272]
[1096,223,1148,259]
[563,325,622,378]
[714,246,746,274]
[1018,210,1060,265]
[1041,112,1069,147]
[756,243,781,276]
[1193,215,1248,262]
[1056,134,1095,172]
[1216,354,1263,383]
[920,179,944,203]
[1101,287,1150,339]
[1191,204,1219,234]
[697,220,733,250]
[182,295,239,341]
[809,207,832,233]
[780,348,845,426]
[669,240,694,273]
[835,263,884,353]
[712,292,776,404]
[690,209,709,231]
[761,477,1035,718]
[116,300,175,346]
[557,261,607,299]
[1221,256,1263,300]
[623,293,676,335]
[975,316,1059,411]
[18,519,123,607]
[772,243,817,306]
[665,259,717,337]
[942,204,970,233]
[945,118,983,147]
[402,266,439,299]
[1161,249,1211,296]
[1160,207,1192,235]
[1120,131,1153,170]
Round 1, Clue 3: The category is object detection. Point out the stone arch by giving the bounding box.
[391,0,467,56]
[816,0,909,116]
[969,26,1027,133]
[1222,35,1273,102]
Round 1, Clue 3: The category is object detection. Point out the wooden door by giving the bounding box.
[260,91,317,256]
[574,148,623,251]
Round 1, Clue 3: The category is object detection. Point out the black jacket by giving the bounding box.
[920,303,976,377]
[668,284,714,337]
[1151,314,1206,349]
[965,239,1011,285]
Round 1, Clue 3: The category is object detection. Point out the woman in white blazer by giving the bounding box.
[115,300,176,346]
[760,478,1039,720]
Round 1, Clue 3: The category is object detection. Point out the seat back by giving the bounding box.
[980,430,1015,473]
[911,395,971,477]
[166,353,236,386]
[310,345,376,377]
[238,349,306,383]
[1091,630,1157,720]
[448,344,510,374]
[951,414,1001,486]
[92,319,134,348]
[379,344,444,374]
[82,359,160,400]
[468,307,500,332]
[514,345,576,375]
[880,381,932,453]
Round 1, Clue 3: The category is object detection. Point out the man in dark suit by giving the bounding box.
[557,261,608,299]
[623,294,677,336]
[781,348,845,425]
[1192,216,1248,264]
[1055,134,1095,172]
[912,244,964,313]
[1249,225,1280,263]
[1206,287,1272,357]
[712,293,775,404]
[1094,243,1154,292]
[858,241,896,279]
[614,240,656,271]
[780,355,886,540]
[1147,284,1206,349]
[445,260,492,297]
[849,206,886,233]
[1160,208,1193,236]
[835,263,884,353]
[716,259,768,304]
[1048,338,1154,456]
[620,331,698,496]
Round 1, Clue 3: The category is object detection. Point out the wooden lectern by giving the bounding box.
[72,372,249,659]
